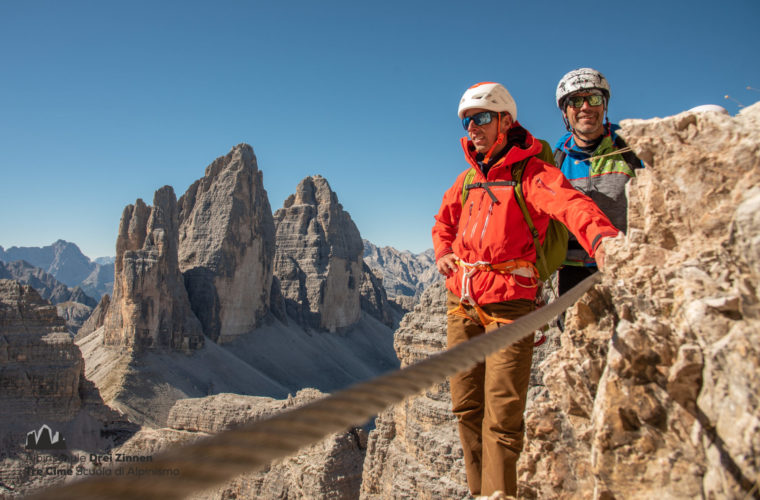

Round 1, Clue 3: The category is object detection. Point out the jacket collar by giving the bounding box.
[559,123,620,155]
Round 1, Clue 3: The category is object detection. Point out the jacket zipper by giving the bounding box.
[461,200,474,242]
[480,202,494,244]
[469,197,483,242]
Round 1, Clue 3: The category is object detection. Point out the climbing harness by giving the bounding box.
[447,258,538,327]
[446,259,548,346]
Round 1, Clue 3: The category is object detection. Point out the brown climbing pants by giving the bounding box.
[447,291,535,496]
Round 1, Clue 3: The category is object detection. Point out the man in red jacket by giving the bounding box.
[432,82,619,497]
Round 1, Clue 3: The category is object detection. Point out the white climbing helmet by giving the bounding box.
[458,82,517,121]
[556,68,611,109]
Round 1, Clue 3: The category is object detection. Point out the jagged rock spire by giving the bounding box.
[104,186,203,352]
[178,143,275,343]
[273,175,364,331]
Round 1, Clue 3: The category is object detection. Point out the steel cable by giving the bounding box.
[31,273,600,500]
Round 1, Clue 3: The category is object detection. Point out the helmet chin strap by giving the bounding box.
[567,104,610,145]
[483,113,506,165]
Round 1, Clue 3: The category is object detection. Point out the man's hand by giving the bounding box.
[596,242,606,272]
[436,253,458,277]
[596,232,622,272]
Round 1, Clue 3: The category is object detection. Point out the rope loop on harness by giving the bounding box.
[447,258,539,327]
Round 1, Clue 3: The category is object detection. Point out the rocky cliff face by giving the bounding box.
[0,279,137,496]
[362,104,760,499]
[178,144,275,343]
[0,279,82,421]
[61,147,398,428]
[359,261,403,328]
[274,175,365,331]
[75,293,110,340]
[361,281,469,499]
[526,102,759,499]
[79,261,114,301]
[363,240,438,310]
[0,260,97,333]
[108,389,369,500]
[56,301,94,333]
[104,186,203,352]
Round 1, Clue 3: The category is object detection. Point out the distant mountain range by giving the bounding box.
[0,239,438,312]
[0,260,96,307]
[0,240,113,300]
[362,240,439,310]
[0,224,436,340]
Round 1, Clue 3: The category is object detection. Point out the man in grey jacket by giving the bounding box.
[553,67,643,296]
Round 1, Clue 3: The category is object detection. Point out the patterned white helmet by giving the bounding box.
[458,82,517,121]
[556,68,610,109]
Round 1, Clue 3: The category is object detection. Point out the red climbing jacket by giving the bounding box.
[432,124,618,306]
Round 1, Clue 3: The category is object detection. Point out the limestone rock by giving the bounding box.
[76,324,290,428]
[359,261,402,328]
[273,175,364,331]
[76,293,110,340]
[56,300,94,333]
[518,102,760,499]
[0,261,97,333]
[0,259,71,304]
[178,143,275,344]
[104,186,204,352]
[361,281,469,499]
[0,279,81,421]
[167,392,306,433]
[110,389,368,500]
[363,239,438,310]
[79,260,114,301]
[731,187,760,280]
[206,429,367,500]
[69,286,96,306]
[0,279,135,496]
[269,276,287,322]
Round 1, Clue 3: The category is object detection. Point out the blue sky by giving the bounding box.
[1,0,759,259]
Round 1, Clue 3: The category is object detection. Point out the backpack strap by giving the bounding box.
[553,148,567,169]
[511,158,547,278]
[512,155,567,301]
[537,139,556,166]
[464,181,516,203]
[461,168,477,205]
[459,150,554,281]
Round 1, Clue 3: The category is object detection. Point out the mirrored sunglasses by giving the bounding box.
[566,94,604,108]
[462,111,496,130]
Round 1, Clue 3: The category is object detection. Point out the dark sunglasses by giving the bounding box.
[566,94,604,108]
[462,111,497,130]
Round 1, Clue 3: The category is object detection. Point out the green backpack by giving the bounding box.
[461,139,568,284]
